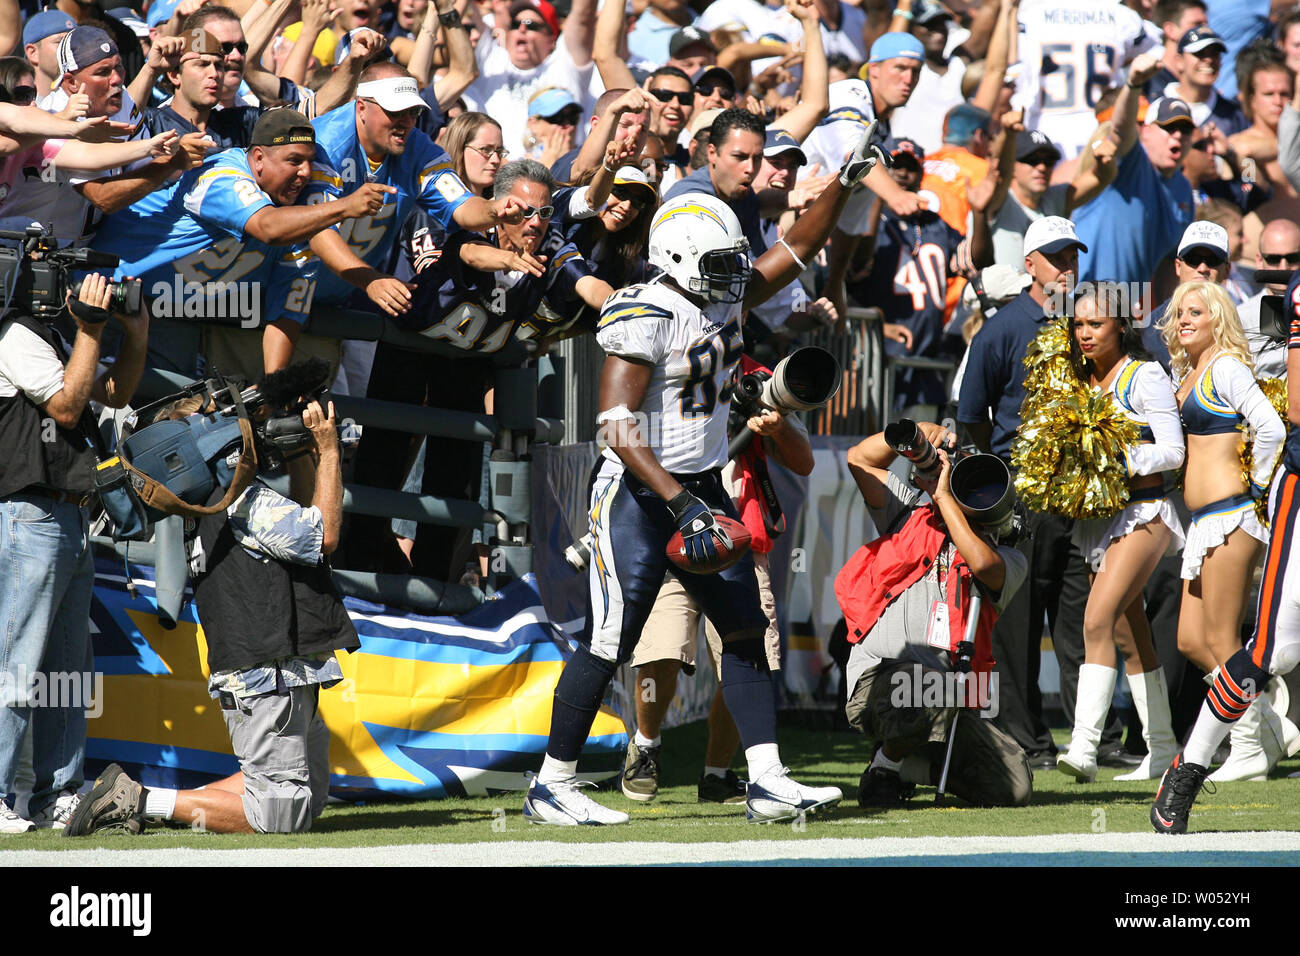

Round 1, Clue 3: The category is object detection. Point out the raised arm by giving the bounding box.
[769,0,829,143]
[592,0,636,90]
[245,182,395,246]
[563,0,596,68]
[971,0,1018,116]
[1113,51,1161,159]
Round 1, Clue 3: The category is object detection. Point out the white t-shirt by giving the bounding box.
[990,182,1070,267]
[0,321,65,403]
[462,35,594,158]
[889,59,968,155]
[1015,0,1154,159]
[800,78,876,234]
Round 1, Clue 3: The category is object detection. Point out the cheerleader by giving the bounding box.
[1163,281,1286,781]
[1058,290,1186,782]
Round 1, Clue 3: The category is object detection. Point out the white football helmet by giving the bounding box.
[647,194,752,304]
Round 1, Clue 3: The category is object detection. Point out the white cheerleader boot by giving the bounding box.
[1115,668,1178,781]
[1209,682,1299,781]
[1058,663,1117,782]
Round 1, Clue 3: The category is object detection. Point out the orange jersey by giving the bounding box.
[921,145,989,235]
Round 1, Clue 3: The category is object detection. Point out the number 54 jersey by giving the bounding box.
[595,278,744,475]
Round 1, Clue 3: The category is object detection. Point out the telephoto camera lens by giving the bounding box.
[884,419,941,480]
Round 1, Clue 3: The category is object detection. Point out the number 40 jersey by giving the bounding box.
[595,278,744,475]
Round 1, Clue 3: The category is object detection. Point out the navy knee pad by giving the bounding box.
[547,645,620,762]
[720,636,769,673]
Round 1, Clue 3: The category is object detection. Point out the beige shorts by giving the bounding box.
[629,551,781,675]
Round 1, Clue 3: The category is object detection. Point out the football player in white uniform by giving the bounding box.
[522,126,885,826]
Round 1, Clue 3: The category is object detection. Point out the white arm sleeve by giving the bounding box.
[1126,362,1185,477]
[1215,356,1285,491]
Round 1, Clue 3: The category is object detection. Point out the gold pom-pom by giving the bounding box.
[1011,322,1139,519]
[1243,377,1291,524]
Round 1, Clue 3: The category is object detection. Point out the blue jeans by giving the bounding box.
[0,493,94,817]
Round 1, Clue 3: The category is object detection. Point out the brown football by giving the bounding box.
[666,516,752,574]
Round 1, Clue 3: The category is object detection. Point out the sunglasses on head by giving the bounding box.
[649,87,692,105]
[521,203,554,220]
[1181,249,1225,268]
[221,40,249,57]
[611,185,650,207]
[1262,250,1300,265]
[511,17,550,32]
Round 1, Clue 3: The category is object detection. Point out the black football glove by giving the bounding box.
[667,490,733,565]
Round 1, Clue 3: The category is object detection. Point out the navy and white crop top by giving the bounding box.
[1177,355,1285,491]
[1180,359,1245,435]
[1110,358,1184,477]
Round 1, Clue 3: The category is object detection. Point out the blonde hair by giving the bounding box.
[1159,281,1254,381]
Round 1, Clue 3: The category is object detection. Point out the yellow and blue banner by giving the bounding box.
[88,559,627,799]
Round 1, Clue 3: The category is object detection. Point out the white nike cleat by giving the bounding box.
[522,775,629,826]
[745,767,842,823]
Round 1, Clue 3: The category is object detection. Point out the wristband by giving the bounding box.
[896,9,913,20]
[68,296,112,325]
[778,237,807,272]
[438,8,463,27]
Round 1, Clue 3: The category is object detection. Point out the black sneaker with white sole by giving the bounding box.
[1150,754,1211,835]
[698,770,747,804]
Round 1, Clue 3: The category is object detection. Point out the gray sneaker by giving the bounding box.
[29,790,80,830]
[621,740,661,802]
[63,765,146,837]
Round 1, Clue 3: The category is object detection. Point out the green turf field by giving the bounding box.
[8,722,1300,850]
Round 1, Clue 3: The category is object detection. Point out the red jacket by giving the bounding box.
[834,504,998,676]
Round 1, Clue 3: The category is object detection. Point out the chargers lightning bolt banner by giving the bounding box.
[87,559,627,798]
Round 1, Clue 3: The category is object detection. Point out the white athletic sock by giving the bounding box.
[537,755,578,785]
[144,787,178,821]
[634,731,661,749]
[1183,700,1238,767]
[703,765,730,780]
[745,743,781,782]
[871,749,902,772]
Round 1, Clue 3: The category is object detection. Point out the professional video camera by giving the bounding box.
[728,346,842,458]
[0,223,141,319]
[96,359,334,540]
[1255,269,1295,340]
[884,418,1019,539]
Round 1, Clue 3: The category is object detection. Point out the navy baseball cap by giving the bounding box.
[1145,96,1194,130]
[1015,129,1061,162]
[1178,26,1226,55]
[669,25,715,58]
[884,135,925,167]
[763,129,807,164]
[22,10,75,46]
[56,26,119,75]
[107,7,150,38]
[692,65,736,93]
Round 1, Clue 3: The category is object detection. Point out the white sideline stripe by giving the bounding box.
[5,832,1300,867]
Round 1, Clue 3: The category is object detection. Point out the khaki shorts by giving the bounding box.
[629,551,781,675]
[202,325,343,385]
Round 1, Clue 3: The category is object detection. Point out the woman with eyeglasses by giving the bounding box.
[1162,281,1287,781]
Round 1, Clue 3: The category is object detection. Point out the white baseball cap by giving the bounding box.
[1177,221,1229,260]
[355,75,428,113]
[1023,216,1088,257]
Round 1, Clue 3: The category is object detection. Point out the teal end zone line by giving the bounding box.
[674,851,1300,867]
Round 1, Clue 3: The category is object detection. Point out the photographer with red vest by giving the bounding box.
[838,420,1031,808]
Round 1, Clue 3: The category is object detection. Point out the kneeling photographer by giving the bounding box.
[0,252,149,832]
[837,421,1032,809]
[65,361,360,837]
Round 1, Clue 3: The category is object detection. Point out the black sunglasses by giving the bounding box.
[221,40,249,57]
[542,107,581,125]
[611,185,650,208]
[511,17,550,33]
[1181,249,1225,268]
[649,88,692,105]
[1262,251,1300,265]
[696,81,735,97]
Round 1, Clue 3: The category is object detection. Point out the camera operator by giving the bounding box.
[0,272,148,832]
[839,421,1031,808]
[65,391,360,837]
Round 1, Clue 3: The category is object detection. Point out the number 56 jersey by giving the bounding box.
[595,278,744,474]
